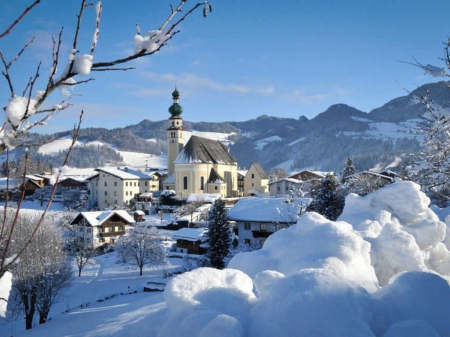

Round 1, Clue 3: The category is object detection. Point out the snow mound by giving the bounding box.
[158,182,450,336]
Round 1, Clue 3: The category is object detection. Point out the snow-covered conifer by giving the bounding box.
[307,174,344,221]
[205,199,231,269]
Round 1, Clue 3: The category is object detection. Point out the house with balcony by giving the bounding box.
[227,197,309,247]
[70,210,135,248]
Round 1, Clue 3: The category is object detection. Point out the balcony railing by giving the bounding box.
[252,230,272,238]
[100,231,125,238]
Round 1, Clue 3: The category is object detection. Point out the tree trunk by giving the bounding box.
[79,267,82,277]
[139,265,143,276]
[23,290,37,330]
[39,310,49,324]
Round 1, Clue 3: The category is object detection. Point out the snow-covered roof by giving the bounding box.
[228,197,310,223]
[268,177,302,185]
[26,174,44,181]
[187,193,221,203]
[237,170,248,177]
[346,171,395,182]
[95,167,150,180]
[172,227,208,242]
[73,210,135,226]
[163,173,175,184]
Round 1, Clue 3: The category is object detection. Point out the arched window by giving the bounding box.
[183,176,188,190]
[200,176,205,190]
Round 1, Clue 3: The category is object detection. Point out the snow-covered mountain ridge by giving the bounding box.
[13,81,450,174]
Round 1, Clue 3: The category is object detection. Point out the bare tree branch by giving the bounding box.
[0,0,41,39]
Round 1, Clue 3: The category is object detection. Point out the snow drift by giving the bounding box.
[156,181,450,336]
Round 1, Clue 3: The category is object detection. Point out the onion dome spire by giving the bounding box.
[168,87,183,117]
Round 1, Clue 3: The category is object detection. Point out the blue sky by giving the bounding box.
[1,0,450,134]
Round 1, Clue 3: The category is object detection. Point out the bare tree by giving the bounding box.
[73,244,96,277]
[118,226,167,276]
[0,0,213,316]
[8,210,72,330]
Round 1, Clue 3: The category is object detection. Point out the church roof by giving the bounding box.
[173,135,237,165]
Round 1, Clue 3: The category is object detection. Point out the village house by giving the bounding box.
[87,167,156,210]
[70,210,135,248]
[162,89,239,198]
[172,227,208,254]
[227,197,308,247]
[268,177,303,196]
[237,170,247,196]
[244,162,269,196]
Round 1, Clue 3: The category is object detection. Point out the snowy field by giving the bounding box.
[3,181,450,336]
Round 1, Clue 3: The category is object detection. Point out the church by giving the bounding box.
[162,89,239,198]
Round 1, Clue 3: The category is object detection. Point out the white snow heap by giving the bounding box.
[5,95,37,129]
[422,64,448,78]
[0,271,12,317]
[73,54,93,76]
[156,181,450,336]
[134,30,170,54]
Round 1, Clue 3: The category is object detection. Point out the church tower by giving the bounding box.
[167,88,184,176]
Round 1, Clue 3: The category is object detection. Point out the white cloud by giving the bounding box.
[283,85,348,104]
[142,72,251,94]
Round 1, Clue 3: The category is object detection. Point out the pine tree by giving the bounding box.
[307,174,344,221]
[206,199,231,269]
[342,157,356,182]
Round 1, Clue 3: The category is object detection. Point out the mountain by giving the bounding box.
[9,81,450,176]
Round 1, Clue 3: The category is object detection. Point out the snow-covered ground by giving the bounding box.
[3,181,450,336]
[254,136,282,150]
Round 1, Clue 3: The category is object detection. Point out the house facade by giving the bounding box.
[88,167,156,210]
[244,162,269,196]
[71,210,135,248]
[228,197,307,247]
[269,178,303,196]
[163,89,238,198]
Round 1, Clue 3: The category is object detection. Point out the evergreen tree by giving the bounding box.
[342,157,356,182]
[307,174,344,221]
[206,199,231,269]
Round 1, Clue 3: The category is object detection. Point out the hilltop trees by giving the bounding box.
[205,199,231,269]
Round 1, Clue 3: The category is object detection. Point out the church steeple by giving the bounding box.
[167,88,184,176]
[168,88,183,117]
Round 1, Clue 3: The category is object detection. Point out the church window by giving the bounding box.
[251,173,255,179]
[183,176,188,190]
[215,186,218,190]
[200,177,205,190]
[104,181,107,187]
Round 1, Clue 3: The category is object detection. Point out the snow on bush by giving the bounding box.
[155,181,450,336]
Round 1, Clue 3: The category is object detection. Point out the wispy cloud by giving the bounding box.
[282,85,348,104]
[26,29,65,64]
[141,72,251,94]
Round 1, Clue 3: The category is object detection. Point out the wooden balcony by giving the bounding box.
[252,230,273,238]
[100,231,125,238]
